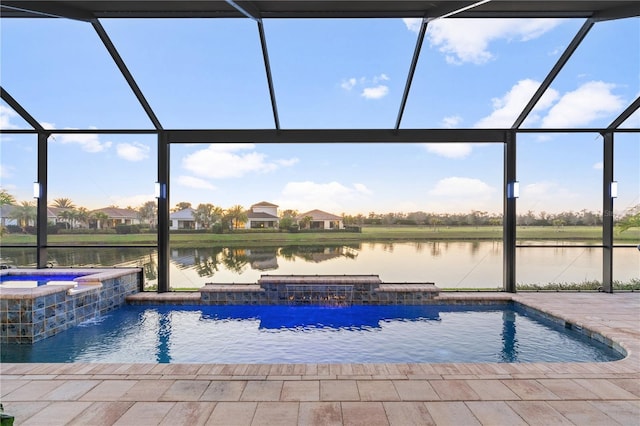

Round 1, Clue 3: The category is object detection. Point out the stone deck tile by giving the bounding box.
[465,379,521,401]
[320,380,360,401]
[465,401,528,425]
[2,380,65,401]
[501,379,561,400]
[392,379,440,401]
[424,401,481,425]
[340,402,389,426]
[0,401,50,424]
[547,400,623,425]
[159,401,217,426]
[608,378,640,397]
[588,400,640,425]
[298,402,343,426]
[159,379,211,401]
[41,379,100,401]
[572,378,639,399]
[430,379,481,401]
[240,380,284,401]
[506,401,574,425]
[206,402,257,426]
[121,379,175,401]
[112,401,175,425]
[382,401,435,426]
[200,380,247,401]
[78,379,138,401]
[0,379,28,397]
[281,380,320,401]
[536,378,603,400]
[68,401,134,426]
[251,402,299,425]
[20,401,93,426]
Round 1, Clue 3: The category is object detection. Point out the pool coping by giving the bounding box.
[1,292,639,425]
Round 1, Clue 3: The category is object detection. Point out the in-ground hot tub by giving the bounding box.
[0,268,142,343]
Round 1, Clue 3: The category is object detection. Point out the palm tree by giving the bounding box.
[9,201,36,229]
[52,198,76,209]
[0,189,16,206]
[192,203,223,229]
[91,211,109,229]
[225,205,248,230]
[616,213,640,233]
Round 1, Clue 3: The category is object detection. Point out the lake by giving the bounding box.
[2,241,637,289]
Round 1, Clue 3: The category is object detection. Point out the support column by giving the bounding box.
[503,131,517,293]
[602,132,614,293]
[36,132,48,268]
[157,132,170,292]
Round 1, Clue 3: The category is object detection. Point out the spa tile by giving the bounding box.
[392,380,440,401]
[159,401,216,426]
[206,401,257,426]
[298,402,342,426]
[341,402,389,426]
[251,401,299,426]
[465,401,527,425]
[357,380,400,401]
[281,380,320,401]
[201,380,247,401]
[160,379,210,401]
[69,401,134,426]
[113,401,175,425]
[21,401,92,426]
[383,401,435,426]
[424,401,481,425]
[240,380,283,401]
[320,380,360,401]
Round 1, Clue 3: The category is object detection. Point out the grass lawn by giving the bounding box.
[1,226,638,247]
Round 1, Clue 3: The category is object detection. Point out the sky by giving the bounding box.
[0,15,638,216]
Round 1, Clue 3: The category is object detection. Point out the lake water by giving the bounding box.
[2,241,638,289]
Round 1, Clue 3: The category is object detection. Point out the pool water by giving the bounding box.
[0,274,87,288]
[1,304,623,364]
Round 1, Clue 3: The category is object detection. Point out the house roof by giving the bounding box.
[170,208,195,220]
[297,209,343,221]
[247,211,279,220]
[91,207,138,219]
[251,201,279,208]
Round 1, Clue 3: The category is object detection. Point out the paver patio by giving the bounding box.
[1,293,639,425]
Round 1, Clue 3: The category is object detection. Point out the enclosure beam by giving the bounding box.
[257,20,281,129]
[395,18,428,130]
[36,133,49,268]
[607,95,640,130]
[602,132,614,293]
[503,131,517,293]
[0,86,44,131]
[157,132,170,293]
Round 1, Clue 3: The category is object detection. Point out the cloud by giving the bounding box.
[542,81,624,128]
[110,194,154,209]
[182,144,297,179]
[405,18,562,65]
[593,162,603,170]
[116,142,150,162]
[176,175,216,190]
[441,115,463,128]
[475,79,559,128]
[429,176,495,197]
[423,143,473,159]
[361,85,389,99]
[43,124,112,153]
[0,105,21,129]
[341,74,390,100]
[278,181,371,212]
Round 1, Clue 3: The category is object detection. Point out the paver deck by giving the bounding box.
[1,292,639,425]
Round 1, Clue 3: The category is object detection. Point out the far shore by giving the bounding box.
[1,225,638,248]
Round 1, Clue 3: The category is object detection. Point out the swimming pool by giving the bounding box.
[0,273,89,288]
[1,303,623,363]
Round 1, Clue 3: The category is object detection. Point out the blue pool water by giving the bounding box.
[1,304,623,364]
[0,274,87,287]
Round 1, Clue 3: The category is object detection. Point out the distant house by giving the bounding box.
[91,207,139,228]
[245,201,279,229]
[170,207,199,230]
[296,209,344,230]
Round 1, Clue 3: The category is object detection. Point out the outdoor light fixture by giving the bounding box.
[611,181,618,198]
[155,182,166,199]
[508,181,520,199]
[33,182,41,199]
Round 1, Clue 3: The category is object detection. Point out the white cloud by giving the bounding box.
[44,124,112,153]
[423,143,473,159]
[182,144,297,179]
[441,115,462,128]
[542,81,625,128]
[116,142,150,162]
[278,181,371,212]
[372,73,390,83]
[361,85,389,100]
[0,105,21,129]
[429,177,495,197]
[403,18,422,33]
[341,78,357,91]
[418,18,562,65]
[176,175,216,190]
[475,79,559,128]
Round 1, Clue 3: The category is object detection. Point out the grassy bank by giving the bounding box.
[1,226,638,247]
